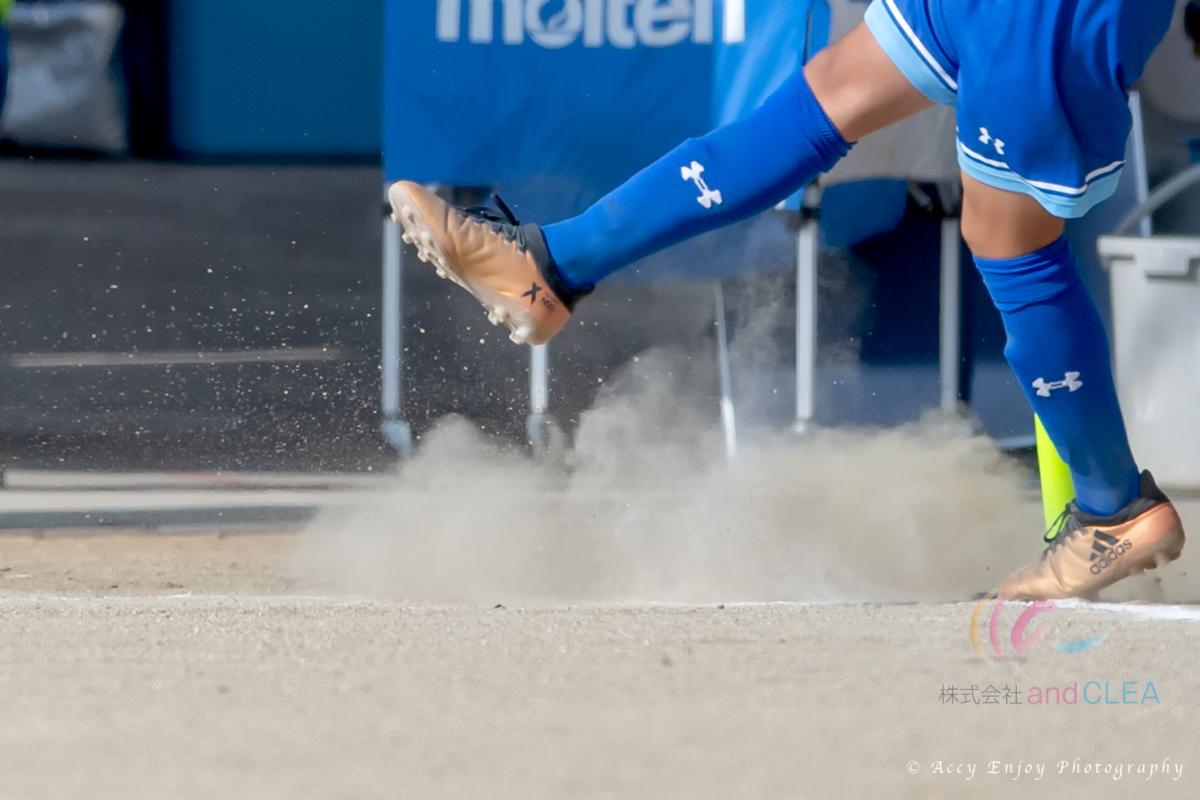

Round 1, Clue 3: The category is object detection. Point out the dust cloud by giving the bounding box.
[299,347,1038,604]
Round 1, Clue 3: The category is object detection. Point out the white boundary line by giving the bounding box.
[1056,600,1200,624]
[0,594,381,608]
[1,595,1199,622]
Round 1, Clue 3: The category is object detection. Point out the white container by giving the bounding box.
[1098,235,1200,489]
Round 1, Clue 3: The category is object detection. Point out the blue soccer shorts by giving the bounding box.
[864,0,1175,218]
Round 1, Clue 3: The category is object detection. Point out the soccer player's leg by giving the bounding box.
[950,0,1182,599]
[389,19,933,346]
[960,175,1185,600]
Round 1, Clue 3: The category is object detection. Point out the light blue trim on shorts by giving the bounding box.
[957,141,1125,219]
[864,0,957,106]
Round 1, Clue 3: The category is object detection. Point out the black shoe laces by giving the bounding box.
[461,194,527,249]
[1043,504,1084,549]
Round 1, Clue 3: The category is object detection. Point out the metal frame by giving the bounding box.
[379,189,559,457]
[714,282,738,459]
[526,344,552,450]
[793,189,821,434]
[791,181,967,435]
[1124,91,1154,239]
[935,183,965,415]
[381,185,970,458]
[380,195,413,458]
[379,6,972,458]
[938,216,962,414]
[525,287,739,460]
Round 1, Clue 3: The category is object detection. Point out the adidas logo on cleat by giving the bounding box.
[1089,531,1132,575]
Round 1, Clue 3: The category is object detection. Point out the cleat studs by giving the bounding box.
[435,268,446,279]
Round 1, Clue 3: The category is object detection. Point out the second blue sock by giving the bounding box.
[975,237,1140,516]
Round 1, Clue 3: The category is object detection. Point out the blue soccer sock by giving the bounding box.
[975,236,1140,516]
[542,69,852,290]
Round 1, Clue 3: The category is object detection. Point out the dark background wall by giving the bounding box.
[0,0,1163,473]
[0,155,1028,472]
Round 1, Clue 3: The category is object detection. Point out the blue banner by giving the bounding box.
[384,0,824,278]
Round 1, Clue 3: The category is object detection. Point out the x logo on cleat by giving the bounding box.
[522,282,542,305]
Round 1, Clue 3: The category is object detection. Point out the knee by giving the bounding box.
[959,211,993,258]
[960,206,1063,259]
[960,211,1062,260]
[960,177,1065,259]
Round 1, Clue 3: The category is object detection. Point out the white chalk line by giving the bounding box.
[0,593,382,609]
[1055,599,1200,624]
[0,596,835,610]
[0,595,1199,624]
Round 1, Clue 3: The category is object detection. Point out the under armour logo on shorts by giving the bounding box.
[979,127,1006,156]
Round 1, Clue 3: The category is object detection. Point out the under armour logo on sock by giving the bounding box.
[1033,372,1083,397]
[681,161,723,209]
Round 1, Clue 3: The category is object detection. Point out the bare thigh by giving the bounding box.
[804,22,934,143]
[808,24,1064,261]
[960,173,1066,259]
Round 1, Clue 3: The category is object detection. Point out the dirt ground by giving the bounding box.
[0,532,1197,800]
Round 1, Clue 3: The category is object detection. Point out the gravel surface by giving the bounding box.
[0,532,1198,799]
